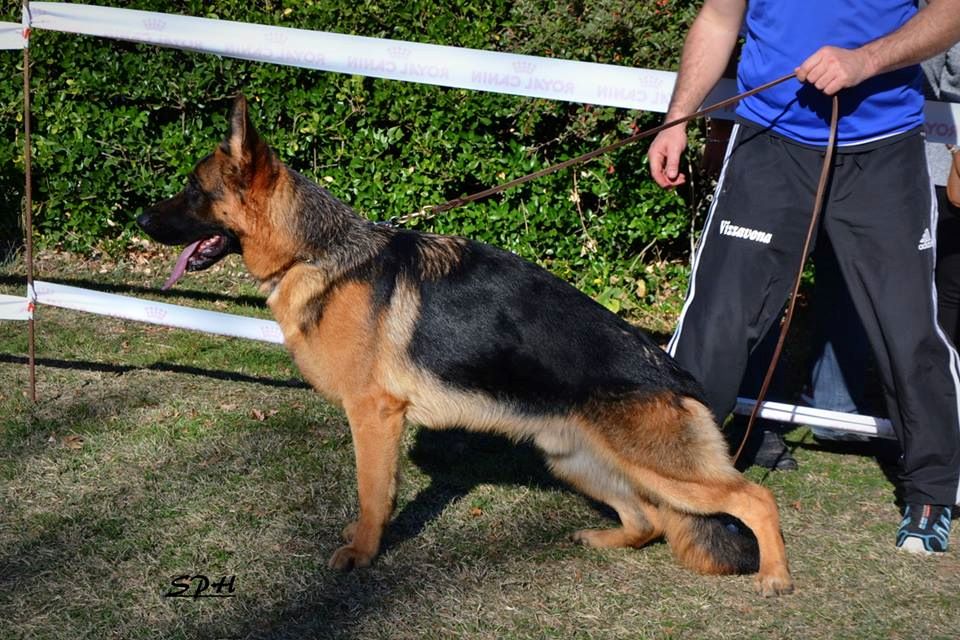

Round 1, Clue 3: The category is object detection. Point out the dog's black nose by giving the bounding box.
[136,211,153,231]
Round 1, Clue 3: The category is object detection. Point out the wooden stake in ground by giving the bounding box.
[22,1,36,403]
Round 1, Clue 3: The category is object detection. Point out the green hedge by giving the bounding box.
[1,0,702,307]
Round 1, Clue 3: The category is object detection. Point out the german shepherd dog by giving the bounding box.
[138,96,793,596]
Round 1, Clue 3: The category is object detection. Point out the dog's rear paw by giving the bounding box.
[754,572,795,597]
[328,544,375,572]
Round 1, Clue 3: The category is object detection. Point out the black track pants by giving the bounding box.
[668,121,960,507]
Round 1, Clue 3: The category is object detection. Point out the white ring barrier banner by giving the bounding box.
[0,21,26,49]
[0,294,31,320]
[30,280,284,344]
[27,3,960,145]
[28,2,678,113]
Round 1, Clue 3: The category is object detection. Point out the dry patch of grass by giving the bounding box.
[1,252,958,639]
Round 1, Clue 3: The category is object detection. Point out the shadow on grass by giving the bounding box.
[2,369,610,639]
[385,428,570,551]
[0,511,105,599]
[0,354,309,390]
[171,428,606,640]
[0,507,141,604]
[0,274,266,309]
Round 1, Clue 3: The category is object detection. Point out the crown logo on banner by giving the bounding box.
[144,306,167,321]
[264,29,288,44]
[512,60,536,74]
[143,18,167,32]
[387,46,411,59]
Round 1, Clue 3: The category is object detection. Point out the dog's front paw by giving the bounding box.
[341,520,359,543]
[328,544,375,572]
[754,571,795,597]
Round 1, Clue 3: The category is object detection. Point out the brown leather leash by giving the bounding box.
[390,72,800,226]
[387,74,840,466]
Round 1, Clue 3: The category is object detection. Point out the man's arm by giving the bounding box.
[797,0,960,96]
[648,0,745,189]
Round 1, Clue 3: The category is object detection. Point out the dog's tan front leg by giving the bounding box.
[328,393,406,571]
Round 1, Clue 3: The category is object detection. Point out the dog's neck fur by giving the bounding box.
[256,168,392,295]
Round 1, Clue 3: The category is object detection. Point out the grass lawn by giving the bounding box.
[1,250,958,640]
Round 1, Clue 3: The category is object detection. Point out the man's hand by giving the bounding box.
[795,46,876,96]
[648,125,689,189]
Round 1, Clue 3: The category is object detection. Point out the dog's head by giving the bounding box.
[138,95,289,288]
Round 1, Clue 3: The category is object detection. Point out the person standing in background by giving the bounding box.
[803,6,960,442]
[648,0,960,554]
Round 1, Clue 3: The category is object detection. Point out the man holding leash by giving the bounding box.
[648,0,960,554]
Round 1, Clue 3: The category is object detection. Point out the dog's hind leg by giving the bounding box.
[328,391,407,571]
[664,398,791,595]
[541,434,662,549]
[580,395,793,595]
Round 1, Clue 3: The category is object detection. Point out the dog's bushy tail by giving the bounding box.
[661,508,760,575]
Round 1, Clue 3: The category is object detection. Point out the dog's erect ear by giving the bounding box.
[221,94,266,169]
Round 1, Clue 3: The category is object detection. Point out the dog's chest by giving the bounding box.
[267,267,379,402]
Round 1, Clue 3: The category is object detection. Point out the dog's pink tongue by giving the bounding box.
[162,239,202,290]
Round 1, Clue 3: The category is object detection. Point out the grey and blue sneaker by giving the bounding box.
[896,504,952,555]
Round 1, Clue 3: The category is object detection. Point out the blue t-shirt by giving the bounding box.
[736,0,925,146]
